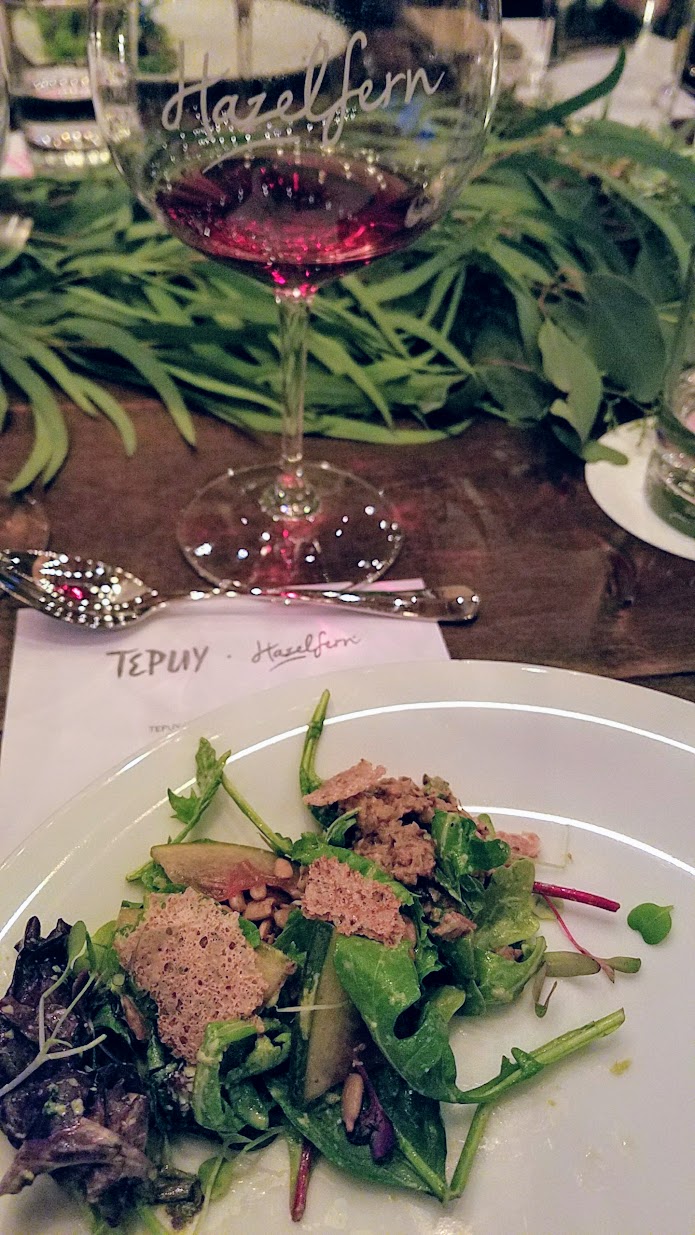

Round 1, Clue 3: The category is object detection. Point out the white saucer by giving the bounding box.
[584,418,695,561]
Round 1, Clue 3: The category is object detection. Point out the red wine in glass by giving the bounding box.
[157,151,431,294]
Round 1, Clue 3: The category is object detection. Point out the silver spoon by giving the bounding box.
[0,550,480,629]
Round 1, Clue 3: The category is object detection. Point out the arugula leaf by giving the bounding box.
[333,936,464,1102]
[409,900,443,983]
[367,1049,448,1198]
[128,738,230,885]
[168,739,231,838]
[456,1009,625,1103]
[431,809,510,908]
[298,691,344,830]
[290,834,414,904]
[323,808,359,846]
[267,1075,441,1196]
[473,858,540,952]
[237,917,261,947]
[221,772,292,856]
[627,902,674,945]
[440,935,546,1015]
[193,1019,290,1133]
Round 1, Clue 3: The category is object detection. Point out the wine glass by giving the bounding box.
[89,0,500,587]
[0,35,50,551]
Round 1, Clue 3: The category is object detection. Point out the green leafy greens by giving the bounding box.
[0,688,645,1231]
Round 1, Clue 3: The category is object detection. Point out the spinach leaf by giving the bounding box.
[290,834,414,904]
[193,1019,290,1134]
[473,858,540,951]
[333,936,464,1102]
[627,902,673,944]
[267,1075,441,1196]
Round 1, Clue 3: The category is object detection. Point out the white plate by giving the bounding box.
[585,418,695,561]
[0,660,693,1235]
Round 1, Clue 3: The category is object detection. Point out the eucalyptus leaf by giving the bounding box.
[1,96,694,489]
[584,274,666,402]
[539,318,603,444]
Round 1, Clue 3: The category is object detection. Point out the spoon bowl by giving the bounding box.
[0,550,480,628]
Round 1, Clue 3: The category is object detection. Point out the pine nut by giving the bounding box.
[248,883,267,901]
[341,1071,364,1134]
[244,896,276,921]
[273,857,294,880]
[228,894,247,912]
[258,920,273,941]
[273,905,291,930]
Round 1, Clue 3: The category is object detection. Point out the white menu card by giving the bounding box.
[0,582,449,860]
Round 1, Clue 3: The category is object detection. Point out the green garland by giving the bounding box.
[1,56,694,490]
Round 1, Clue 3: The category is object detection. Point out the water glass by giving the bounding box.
[644,253,695,537]
[548,0,695,128]
[5,0,109,170]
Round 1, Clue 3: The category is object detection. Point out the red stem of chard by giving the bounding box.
[542,896,615,982]
[290,1140,313,1222]
[533,881,619,913]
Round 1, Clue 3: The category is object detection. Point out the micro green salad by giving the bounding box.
[0,690,655,1232]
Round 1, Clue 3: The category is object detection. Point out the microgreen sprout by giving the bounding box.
[627,902,674,945]
[531,964,558,1018]
[541,895,616,981]
[532,882,620,912]
[289,1139,313,1222]
[0,922,106,1101]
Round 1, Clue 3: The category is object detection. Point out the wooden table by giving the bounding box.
[2,394,695,741]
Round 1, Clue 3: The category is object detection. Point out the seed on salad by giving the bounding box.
[248,883,267,901]
[341,1071,364,1134]
[273,905,291,930]
[258,919,273,941]
[273,857,294,880]
[228,894,247,912]
[244,896,276,921]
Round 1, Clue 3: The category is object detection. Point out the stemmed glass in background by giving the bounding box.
[89,0,500,588]
[0,30,50,551]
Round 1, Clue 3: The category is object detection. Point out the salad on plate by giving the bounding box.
[0,690,643,1232]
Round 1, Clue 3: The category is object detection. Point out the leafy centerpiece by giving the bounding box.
[1,56,694,490]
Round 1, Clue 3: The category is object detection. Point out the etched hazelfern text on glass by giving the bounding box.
[89,0,500,588]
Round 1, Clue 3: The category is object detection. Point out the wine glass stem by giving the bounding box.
[262,293,319,519]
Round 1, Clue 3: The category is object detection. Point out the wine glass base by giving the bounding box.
[0,484,50,551]
[177,461,403,588]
